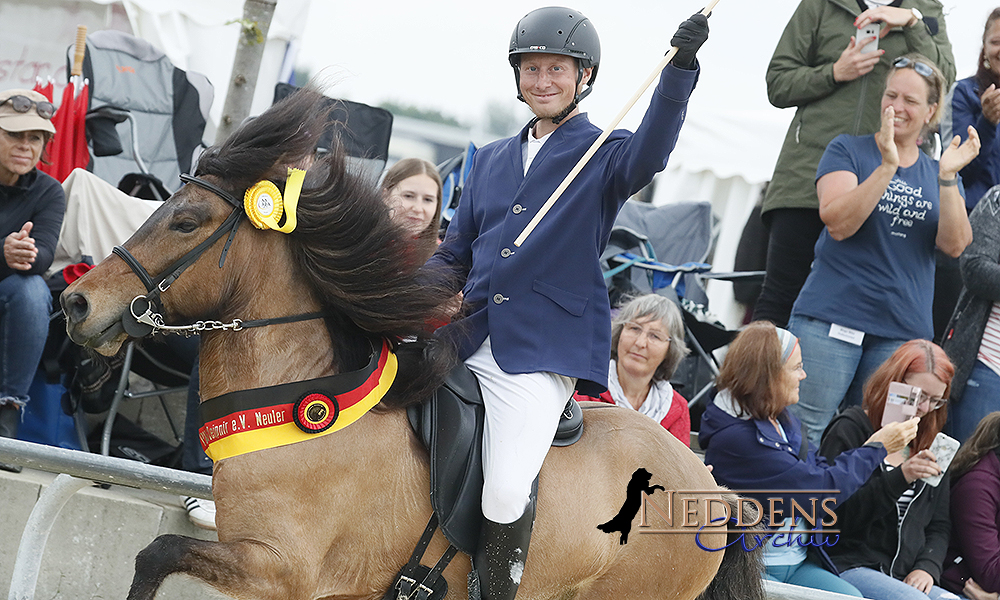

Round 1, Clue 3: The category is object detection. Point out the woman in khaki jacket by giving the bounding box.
[754,0,955,329]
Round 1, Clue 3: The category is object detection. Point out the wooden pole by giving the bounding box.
[513,0,720,247]
[71,25,87,78]
[214,0,278,144]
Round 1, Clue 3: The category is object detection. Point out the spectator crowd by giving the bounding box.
[2,2,1000,600]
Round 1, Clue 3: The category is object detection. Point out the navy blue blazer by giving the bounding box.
[425,64,698,393]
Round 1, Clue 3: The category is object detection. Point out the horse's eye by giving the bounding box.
[172,220,199,233]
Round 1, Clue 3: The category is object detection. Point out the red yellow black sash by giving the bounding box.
[198,339,396,461]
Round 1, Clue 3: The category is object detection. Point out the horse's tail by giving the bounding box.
[697,493,765,600]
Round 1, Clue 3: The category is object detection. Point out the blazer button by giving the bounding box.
[493,294,509,305]
[512,204,523,214]
[500,248,513,258]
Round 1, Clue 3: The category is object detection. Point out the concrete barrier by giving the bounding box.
[0,446,853,600]
[1,468,223,600]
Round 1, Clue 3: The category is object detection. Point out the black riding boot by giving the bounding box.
[0,404,22,473]
[473,502,536,600]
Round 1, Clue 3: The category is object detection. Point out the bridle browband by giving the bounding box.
[112,173,325,337]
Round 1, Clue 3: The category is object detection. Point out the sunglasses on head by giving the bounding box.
[0,95,55,120]
[892,57,935,79]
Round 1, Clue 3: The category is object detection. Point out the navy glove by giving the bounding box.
[670,13,709,70]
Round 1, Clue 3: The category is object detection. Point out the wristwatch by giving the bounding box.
[909,6,923,27]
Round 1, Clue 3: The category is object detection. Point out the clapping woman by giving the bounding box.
[788,54,979,444]
[0,89,64,472]
[949,8,1000,209]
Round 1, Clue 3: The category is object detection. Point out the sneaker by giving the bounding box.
[182,495,217,530]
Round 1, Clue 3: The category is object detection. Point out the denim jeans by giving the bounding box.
[788,315,904,445]
[839,567,962,600]
[948,360,1000,444]
[765,560,862,596]
[0,274,50,407]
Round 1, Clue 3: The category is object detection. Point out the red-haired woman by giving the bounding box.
[700,321,916,596]
[820,339,954,600]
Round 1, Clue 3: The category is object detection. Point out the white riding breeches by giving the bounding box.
[465,337,576,524]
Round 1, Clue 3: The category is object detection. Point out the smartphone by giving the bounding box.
[881,381,919,426]
[923,432,960,487]
[857,23,880,54]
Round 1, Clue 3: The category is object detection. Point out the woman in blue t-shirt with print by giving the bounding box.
[788,53,981,445]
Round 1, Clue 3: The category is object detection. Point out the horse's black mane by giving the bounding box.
[196,87,457,407]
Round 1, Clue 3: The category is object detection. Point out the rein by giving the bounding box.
[113,173,325,337]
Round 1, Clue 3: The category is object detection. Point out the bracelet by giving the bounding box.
[938,176,959,187]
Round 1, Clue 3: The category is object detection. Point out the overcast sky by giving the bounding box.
[297,1,991,137]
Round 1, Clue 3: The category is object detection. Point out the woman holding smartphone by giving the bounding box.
[819,339,954,600]
[701,321,918,597]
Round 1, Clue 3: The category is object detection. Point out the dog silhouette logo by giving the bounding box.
[597,468,664,544]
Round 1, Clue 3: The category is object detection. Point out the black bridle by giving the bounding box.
[113,174,325,337]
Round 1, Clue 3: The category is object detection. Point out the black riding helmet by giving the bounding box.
[508,7,600,121]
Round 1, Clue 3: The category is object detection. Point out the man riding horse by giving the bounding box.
[423,7,710,600]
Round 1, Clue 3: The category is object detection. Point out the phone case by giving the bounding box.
[923,432,960,487]
[881,381,919,426]
[857,24,879,54]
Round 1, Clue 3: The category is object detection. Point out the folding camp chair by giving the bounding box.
[70,29,213,197]
[55,30,211,457]
[274,83,394,182]
[437,142,476,235]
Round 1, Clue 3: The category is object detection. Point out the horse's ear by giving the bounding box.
[243,168,306,233]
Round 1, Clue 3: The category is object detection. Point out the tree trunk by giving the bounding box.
[214,0,278,144]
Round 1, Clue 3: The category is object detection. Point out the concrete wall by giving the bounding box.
[1,468,226,600]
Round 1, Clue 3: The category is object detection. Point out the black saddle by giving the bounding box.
[383,366,584,600]
[405,363,583,556]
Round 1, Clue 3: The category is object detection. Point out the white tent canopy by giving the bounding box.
[0,0,310,141]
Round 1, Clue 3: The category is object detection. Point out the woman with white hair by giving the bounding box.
[576,294,691,445]
[0,89,65,473]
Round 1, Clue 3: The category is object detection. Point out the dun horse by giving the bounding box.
[61,88,762,600]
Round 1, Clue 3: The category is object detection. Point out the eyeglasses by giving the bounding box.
[892,57,935,80]
[622,322,671,345]
[916,389,948,411]
[0,95,55,120]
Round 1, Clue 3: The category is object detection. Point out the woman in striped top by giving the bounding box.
[943,184,1000,444]
[819,340,955,600]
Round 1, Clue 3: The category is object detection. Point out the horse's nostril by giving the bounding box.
[61,292,90,323]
